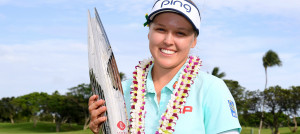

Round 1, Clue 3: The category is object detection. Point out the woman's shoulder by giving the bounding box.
[194,70,229,94]
[121,78,133,86]
[121,79,133,94]
[195,70,224,85]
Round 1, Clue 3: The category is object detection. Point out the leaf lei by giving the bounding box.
[143,13,150,27]
[129,56,202,134]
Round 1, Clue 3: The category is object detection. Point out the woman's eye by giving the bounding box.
[156,28,165,32]
[177,32,186,36]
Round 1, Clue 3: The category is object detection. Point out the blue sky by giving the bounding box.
[0,0,299,98]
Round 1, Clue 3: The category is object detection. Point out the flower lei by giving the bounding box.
[129,56,202,134]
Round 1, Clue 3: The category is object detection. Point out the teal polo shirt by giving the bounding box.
[122,63,241,134]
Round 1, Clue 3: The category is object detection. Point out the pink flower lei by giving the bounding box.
[129,56,202,134]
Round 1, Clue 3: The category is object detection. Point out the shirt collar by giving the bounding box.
[146,64,156,93]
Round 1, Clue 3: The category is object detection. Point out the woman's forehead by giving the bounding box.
[147,0,201,35]
[152,12,194,29]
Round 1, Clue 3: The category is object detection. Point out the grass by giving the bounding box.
[0,122,92,134]
[241,127,300,134]
[0,122,299,134]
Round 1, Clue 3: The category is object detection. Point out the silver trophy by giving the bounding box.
[88,8,128,134]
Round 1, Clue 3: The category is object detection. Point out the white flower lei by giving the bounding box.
[129,56,202,134]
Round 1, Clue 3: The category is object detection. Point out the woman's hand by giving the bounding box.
[88,95,107,134]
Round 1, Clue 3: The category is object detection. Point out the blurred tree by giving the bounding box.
[119,72,126,81]
[287,86,300,132]
[46,91,80,132]
[211,67,226,79]
[12,92,49,127]
[0,97,16,123]
[67,83,92,130]
[259,50,282,134]
[263,112,288,133]
[244,90,261,114]
[263,86,289,134]
[241,90,262,127]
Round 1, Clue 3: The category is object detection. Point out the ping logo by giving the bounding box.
[117,121,126,130]
[228,100,237,118]
[161,0,192,13]
[180,106,193,114]
[173,81,178,89]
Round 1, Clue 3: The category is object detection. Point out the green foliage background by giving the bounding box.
[0,63,299,133]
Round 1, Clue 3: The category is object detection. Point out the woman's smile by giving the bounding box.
[160,48,176,55]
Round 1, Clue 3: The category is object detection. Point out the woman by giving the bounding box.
[89,0,241,133]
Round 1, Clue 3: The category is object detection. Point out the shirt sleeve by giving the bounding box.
[202,77,242,134]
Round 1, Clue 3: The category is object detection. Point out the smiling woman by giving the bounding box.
[88,0,242,134]
[148,13,197,79]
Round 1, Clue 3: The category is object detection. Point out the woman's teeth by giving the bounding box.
[161,49,175,54]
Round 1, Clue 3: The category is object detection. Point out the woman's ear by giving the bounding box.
[191,37,197,48]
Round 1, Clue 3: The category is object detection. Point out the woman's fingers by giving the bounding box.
[88,95,98,106]
[89,118,99,133]
[94,116,107,126]
[89,97,105,113]
[88,95,107,134]
[89,121,98,134]
[89,116,107,134]
[91,105,107,120]
[89,106,107,134]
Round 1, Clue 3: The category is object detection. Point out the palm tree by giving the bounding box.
[211,67,226,79]
[119,72,126,81]
[258,50,282,134]
[262,50,282,90]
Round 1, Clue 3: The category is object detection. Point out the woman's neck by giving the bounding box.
[151,58,187,102]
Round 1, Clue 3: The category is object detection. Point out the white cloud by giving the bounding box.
[103,22,151,78]
[1,0,299,98]
[191,22,300,91]
[0,39,89,98]
[0,0,9,5]
[196,0,300,17]
[101,1,300,91]
[96,0,300,18]
[0,0,64,6]
[95,0,155,16]
[107,20,299,91]
[87,0,300,19]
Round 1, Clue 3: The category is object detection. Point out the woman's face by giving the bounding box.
[148,12,197,70]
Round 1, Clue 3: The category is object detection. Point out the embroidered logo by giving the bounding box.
[228,100,237,118]
[117,121,126,130]
[173,81,178,89]
[179,106,193,114]
[161,0,192,13]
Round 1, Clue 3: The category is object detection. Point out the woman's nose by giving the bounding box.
[163,33,174,46]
